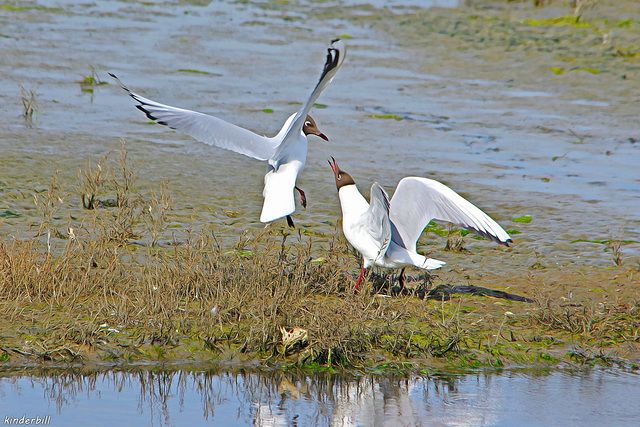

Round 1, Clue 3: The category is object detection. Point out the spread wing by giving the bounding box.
[389,177,512,250]
[356,182,391,262]
[109,73,277,161]
[272,39,346,160]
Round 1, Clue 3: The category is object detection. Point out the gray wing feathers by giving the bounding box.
[389,177,511,250]
[361,182,392,261]
[109,73,276,161]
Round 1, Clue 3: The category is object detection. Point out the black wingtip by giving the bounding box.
[109,72,132,94]
[135,105,158,122]
[463,226,513,247]
[318,40,342,82]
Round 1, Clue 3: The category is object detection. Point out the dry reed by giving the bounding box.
[0,147,637,371]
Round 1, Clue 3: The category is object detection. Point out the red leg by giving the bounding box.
[354,267,366,292]
[295,186,307,208]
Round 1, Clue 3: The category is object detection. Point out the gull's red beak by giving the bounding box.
[328,156,338,174]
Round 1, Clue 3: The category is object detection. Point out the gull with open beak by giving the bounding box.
[329,157,512,291]
[110,39,345,227]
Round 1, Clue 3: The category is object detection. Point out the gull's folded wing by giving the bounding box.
[358,182,392,262]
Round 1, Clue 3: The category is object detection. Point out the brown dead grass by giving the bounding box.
[0,148,638,372]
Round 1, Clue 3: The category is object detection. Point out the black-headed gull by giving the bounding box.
[110,39,345,227]
[328,158,512,291]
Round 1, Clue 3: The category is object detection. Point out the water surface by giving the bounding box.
[1,367,639,426]
[1,1,638,269]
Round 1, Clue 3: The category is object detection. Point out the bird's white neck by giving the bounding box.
[338,184,369,218]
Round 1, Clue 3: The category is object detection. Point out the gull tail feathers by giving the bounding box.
[260,164,298,223]
[407,251,445,270]
[422,258,446,270]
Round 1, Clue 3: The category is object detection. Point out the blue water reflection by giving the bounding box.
[0,368,638,426]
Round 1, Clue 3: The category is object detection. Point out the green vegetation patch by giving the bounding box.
[178,68,221,76]
[512,215,532,224]
[0,210,21,218]
[524,16,593,28]
[368,114,404,121]
[550,67,600,75]
[0,6,62,11]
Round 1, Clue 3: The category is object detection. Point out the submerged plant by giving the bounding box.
[20,85,39,118]
[79,65,108,92]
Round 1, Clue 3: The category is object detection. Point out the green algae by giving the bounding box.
[368,114,404,121]
[178,68,220,75]
[524,16,593,28]
[512,215,532,224]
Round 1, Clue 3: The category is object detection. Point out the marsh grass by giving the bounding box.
[0,148,638,371]
[0,223,438,367]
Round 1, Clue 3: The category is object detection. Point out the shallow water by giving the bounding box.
[2,0,638,272]
[0,367,639,426]
[1,0,640,423]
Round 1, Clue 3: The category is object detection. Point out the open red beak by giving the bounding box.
[328,156,338,174]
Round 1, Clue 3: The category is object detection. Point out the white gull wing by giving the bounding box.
[389,177,512,250]
[353,182,392,264]
[109,73,277,161]
[271,39,346,163]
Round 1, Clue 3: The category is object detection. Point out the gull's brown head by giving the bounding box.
[328,156,355,190]
[303,115,328,141]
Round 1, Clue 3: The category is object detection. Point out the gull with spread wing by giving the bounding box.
[329,157,512,291]
[110,39,345,227]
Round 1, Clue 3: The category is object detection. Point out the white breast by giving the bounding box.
[338,185,384,268]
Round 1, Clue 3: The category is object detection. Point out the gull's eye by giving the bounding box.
[304,121,312,127]
[337,173,342,181]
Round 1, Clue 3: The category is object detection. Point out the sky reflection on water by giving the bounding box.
[1,368,639,426]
